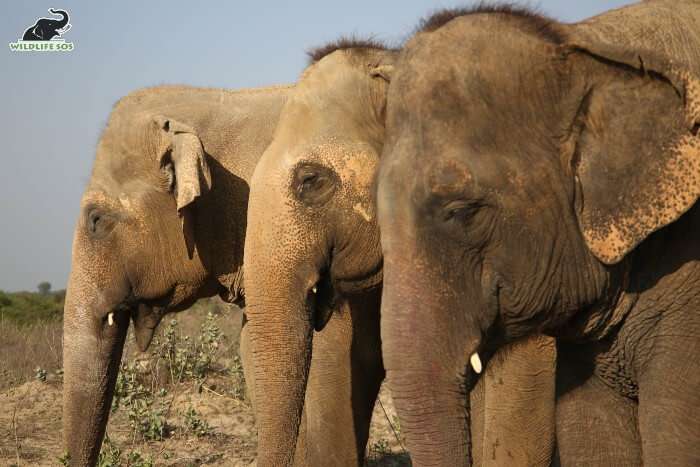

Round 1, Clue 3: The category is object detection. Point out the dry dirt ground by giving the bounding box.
[0,302,410,466]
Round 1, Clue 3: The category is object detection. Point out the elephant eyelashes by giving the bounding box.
[293,163,338,205]
[441,200,480,225]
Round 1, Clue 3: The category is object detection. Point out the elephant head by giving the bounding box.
[243,42,396,465]
[376,5,699,465]
[62,86,289,464]
[23,9,70,41]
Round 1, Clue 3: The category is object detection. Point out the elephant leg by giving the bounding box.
[480,333,556,466]
[305,291,383,466]
[240,313,308,464]
[469,375,485,466]
[555,341,641,465]
[637,314,700,464]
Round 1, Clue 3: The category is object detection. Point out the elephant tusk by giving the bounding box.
[470,352,482,374]
[107,312,114,326]
[312,286,317,294]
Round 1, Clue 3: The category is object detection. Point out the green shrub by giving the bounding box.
[181,406,209,437]
[0,290,65,325]
[150,312,222,384]
[97,435,152,467]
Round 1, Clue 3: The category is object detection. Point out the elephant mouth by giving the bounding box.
[308,269,337,332]
[307,262,383,332]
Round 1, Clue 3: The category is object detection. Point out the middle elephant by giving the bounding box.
[243,40,557,466]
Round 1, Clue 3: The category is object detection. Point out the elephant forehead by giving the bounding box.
[334,144,378,192]
[423,159,473,194]
[81,184,149,219]
[81,188,116,206]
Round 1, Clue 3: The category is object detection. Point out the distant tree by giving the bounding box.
[37,282,52,295]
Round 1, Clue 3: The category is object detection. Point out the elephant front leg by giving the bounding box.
[637,313,700,464]
[304,292,384,466]
[480,333,557,466]
[555,341,642,465]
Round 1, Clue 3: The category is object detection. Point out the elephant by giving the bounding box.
[61,84,291,465]
[23,9,70,41]
[243,40,557,466]
[375,1,699,465]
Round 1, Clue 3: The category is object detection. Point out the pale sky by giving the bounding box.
[0,1,635,291]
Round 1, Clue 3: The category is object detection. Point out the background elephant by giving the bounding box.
[376,1,699,465]
[243,40,557,466]
[23,9,70,41]
[62,84,291,464]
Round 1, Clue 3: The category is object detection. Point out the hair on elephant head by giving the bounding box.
[22,9,71,41]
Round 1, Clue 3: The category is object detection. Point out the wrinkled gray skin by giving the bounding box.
[244,46,557,466]
[62,85,290,465]
[377,1,699,465]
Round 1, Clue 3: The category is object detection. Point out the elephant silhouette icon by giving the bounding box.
[22,9,71,41]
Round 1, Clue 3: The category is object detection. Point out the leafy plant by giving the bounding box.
[127,395,168,441]
[229,353,243,376]
[58,451,70,466]
[97,435,122,467]
[181,406,209,437]
[150,312,222,384]
[34,366,47,381]
[369,439,390,457]
[112,360,169,440]
[97,435,153,467]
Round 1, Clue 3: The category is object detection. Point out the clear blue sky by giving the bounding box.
[0,1,634,292]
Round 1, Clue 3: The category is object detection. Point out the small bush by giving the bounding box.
[33,366,47,381]
[181,406,209,437]
[97,435,153,467]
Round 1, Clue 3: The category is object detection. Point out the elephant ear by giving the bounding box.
[154,115,212,258]
[563,39,700,264]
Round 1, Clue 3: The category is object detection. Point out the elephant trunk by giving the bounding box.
[243,198,319,467]
[244,282,313,466]
[49,9,69,29]
[61,274,129,465]
[381,251,476,465]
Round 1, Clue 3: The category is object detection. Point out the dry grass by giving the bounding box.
[0,318,63,391]
[0,296,408,465]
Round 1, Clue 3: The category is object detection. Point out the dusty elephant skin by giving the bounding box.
[243,41,394,466]
[62,84,290,465]
[376,1,699,465]
[243,40,557,467]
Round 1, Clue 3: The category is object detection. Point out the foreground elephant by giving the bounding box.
[244,41,556,466]
[62,85,290,464]
[377,1,699,465]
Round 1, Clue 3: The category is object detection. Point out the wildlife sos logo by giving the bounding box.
[9,8,74,52]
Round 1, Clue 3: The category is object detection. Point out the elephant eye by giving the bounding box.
[85,208,116,239]
[293,163,338,205]
[441,200,481,225]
